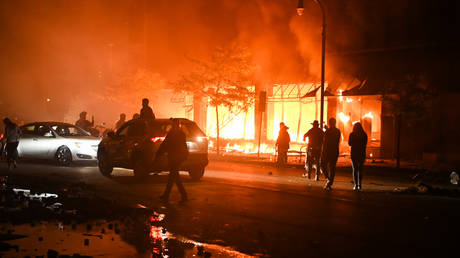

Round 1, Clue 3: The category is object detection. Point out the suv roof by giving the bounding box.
[118,118,206,137]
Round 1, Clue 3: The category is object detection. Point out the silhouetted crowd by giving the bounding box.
[276,118,367,191]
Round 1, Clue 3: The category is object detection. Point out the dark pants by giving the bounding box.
[163,163,187,200]
[277,149,288,167]
[305,147,321,176]
[322,157,338,186]
[352,158,365,187]
[5,142,19,165]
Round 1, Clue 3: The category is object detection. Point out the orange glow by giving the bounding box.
[206,105,255,140]
[362,112,373,119]
[224,143,275,154]
[338,112,350,123]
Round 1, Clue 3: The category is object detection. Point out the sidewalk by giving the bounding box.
[208,154,460,196]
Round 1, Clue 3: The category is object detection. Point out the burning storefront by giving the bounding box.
[187,81,385,159]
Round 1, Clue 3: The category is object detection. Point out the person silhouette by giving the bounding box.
[139,98,155,121]
[115,113,126,130]
[3,118,21,170]
[321,118,341,190]
[75,111,94,132]
[303,120,324,180]
[276,122,290,168]
[157,119,188,202]
[348,122,368,190]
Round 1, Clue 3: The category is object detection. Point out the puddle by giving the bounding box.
[1,181,254,257]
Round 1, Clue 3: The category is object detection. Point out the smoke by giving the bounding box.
[0,0,447,125]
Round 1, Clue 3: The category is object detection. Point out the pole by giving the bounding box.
[257,111,263,159]
[317,0,326,129]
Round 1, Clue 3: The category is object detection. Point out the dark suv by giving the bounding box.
[97,118,208,180]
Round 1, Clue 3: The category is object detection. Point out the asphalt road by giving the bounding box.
[1,160,459,257]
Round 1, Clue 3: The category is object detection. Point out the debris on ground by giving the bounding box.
[0,177,253,257]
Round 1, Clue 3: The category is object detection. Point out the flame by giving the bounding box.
[362,112,373,119]
[206,106,255,140]
[224,143,275,154]
[338,112,350,123]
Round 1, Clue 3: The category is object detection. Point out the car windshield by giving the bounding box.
[51,125,90,137]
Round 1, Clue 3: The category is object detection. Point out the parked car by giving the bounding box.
[97,118,208,180]
[17,122,101,165]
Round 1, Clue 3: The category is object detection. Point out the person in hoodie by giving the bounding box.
[2,117,21,170]
[348,122,368,190]
[156,119,188,202]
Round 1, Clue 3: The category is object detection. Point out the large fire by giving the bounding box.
[201,85,382,157]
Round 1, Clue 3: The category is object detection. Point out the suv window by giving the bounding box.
[118,120,147,137]
[152,121,205,137]
[182,121,205,137]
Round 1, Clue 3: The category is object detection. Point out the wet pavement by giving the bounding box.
[0,175,252,257]
[1,160,460,257]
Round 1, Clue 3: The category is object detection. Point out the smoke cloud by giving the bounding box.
[0,0,452,126]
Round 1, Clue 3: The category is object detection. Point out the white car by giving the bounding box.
[18,122,101,165]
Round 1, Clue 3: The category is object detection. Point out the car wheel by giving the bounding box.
[188,166,205,181]
[55,146,72,166]
[97,148,113,176]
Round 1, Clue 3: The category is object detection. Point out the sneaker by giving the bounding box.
[357,185,362,190]
[353,185,358,190]
[315,175,319,181]
[324,183,331,190]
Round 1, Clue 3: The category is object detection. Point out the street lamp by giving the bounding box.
[297,0,327,129]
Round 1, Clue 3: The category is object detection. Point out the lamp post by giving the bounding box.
[297,0,326,129]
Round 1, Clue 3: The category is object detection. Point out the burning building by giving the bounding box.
[184,80,385,159]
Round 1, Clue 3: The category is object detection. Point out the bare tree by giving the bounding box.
[173,44,256,155]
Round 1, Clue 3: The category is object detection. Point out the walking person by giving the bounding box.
[276,122,290,168]
[157,119,188,203]
[2,118,21,170]
[348,122,368,190]
[321,118,341,190]
[140,98,155,121]
[303,120,324,180]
